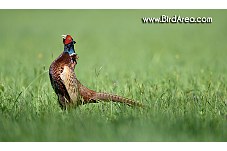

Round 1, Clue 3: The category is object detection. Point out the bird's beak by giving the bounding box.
[73,41,76,44]
[61,35,67,40]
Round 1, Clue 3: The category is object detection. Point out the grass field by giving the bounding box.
[0,10,227,141]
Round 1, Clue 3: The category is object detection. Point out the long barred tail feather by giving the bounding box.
[93,92,144,107]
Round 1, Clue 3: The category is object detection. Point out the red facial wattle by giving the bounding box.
[64,35,73,45]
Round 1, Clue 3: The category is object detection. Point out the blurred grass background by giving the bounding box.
[0,10,227,141]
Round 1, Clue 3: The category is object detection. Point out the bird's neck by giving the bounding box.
[64,43,75,55]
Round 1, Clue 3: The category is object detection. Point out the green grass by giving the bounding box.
[0,10,227,141]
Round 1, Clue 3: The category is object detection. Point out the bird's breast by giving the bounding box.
[60,65,80,103]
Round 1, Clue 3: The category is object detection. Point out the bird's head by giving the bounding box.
[62,34,76,56]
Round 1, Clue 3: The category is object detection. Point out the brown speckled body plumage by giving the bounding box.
[49,35,143,109]
[49,52,81,109]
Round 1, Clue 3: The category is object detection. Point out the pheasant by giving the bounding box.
[49,35,143,109]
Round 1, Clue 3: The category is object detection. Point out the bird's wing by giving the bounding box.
[60,65,79,102]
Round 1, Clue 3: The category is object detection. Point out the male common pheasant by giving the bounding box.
[49,35,143,109]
